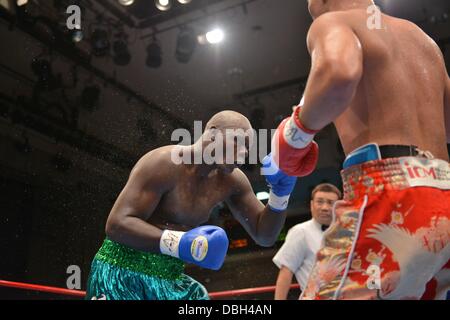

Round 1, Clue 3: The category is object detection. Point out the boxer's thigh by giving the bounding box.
[342,187,450,299]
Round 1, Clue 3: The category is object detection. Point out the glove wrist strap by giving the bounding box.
[160,230,185,258]
[282,107,318,149]
[268,191,290,212]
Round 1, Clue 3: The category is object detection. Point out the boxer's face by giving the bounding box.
[310,191,338,226]
[208,128,252,174]
[220,130,252,174]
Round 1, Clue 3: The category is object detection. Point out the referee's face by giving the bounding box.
[310,191,338,226]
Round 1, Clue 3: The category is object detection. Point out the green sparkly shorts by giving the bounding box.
[86,239,209,300]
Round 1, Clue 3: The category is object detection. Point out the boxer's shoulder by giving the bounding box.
[311,9,386,31]
[307,11,354,46]
[309,11,346,31]
[130,146,181,185]
[138,145,179,168]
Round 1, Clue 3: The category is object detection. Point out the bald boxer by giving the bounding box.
[86,111,296,300]
[271,0,450,299]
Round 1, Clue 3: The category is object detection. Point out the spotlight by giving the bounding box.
[16,0,28,6]
[256,192,269,201]
[91,29,110,57]
[71,29,84,43]
[175,27,197,63]
[177,0,192,3]
[113,40,131,66]
[146,40,162,68]
[198,28,225,45]
[118,0,134,5]
[205,28,224,44]
[155,0,171,11]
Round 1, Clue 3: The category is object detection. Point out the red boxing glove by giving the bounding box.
[272,106,319,177]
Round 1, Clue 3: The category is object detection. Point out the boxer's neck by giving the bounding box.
[193,162,216,178]
[190,141,218,178]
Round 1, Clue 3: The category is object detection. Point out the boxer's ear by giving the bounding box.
[211,126,219,141]
[206,126,218,141]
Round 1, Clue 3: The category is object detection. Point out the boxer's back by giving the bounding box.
[332,10,448,160]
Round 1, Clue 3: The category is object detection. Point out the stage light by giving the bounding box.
[17,0,28,6]
[118,0,134,6]
[113,40,131,66]
[91,29,110,57]
[155,0,171,11]
[256,192,270,201]
[175,27,197,63]
[205,28,224,44]
[71,30,83,43]
[146,40,162,68]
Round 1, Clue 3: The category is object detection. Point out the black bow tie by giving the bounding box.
[321,225,329,232]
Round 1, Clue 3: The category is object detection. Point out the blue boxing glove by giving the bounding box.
[261,153,297,213]
[159,225,229,270]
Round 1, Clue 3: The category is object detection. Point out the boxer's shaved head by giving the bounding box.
[307,0,374,19]
[204,111,253,174]
[205,110,252,131]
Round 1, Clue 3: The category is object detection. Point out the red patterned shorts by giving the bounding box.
[301,157,450,300]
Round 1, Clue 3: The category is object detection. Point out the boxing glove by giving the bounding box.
[272,105,319,177]
[159,225,229,270]
[261,153,297,212]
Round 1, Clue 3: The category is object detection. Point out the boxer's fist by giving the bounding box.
[261,153,297,213]
[272,107,319,177]
[160,226,228,270]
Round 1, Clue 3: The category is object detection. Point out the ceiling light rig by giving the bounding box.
[146,38,163,68]
[118,0,135,6]
[155,0,172,12]
[155,0,193,12]
[197,28,225,45]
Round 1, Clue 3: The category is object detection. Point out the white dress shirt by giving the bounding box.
[272,219,325,291]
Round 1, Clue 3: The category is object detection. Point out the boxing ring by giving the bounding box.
[0,279,300,300]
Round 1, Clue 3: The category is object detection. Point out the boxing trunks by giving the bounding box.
[301,144,450,300]
[86,239,209,300]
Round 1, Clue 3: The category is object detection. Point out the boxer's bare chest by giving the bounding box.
[151,171,234,228]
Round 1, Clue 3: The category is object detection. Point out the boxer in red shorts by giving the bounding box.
[270,0,450,299]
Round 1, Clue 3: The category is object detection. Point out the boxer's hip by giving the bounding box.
[93,238,185,280]
[300,144,450,300]
[341,143,450,201]
[86,239,209,300]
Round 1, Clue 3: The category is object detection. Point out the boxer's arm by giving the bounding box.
[225,170,286,247]
[275,267,294,300]
[300,14,363,131]
[445,73,450,143]
[105,152,170,252]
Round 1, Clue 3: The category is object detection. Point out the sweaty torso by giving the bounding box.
[330,10,448,160]
[117,146,237,231]
[149,163,234,231]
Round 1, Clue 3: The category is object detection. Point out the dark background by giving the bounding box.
[0,0,449,300]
